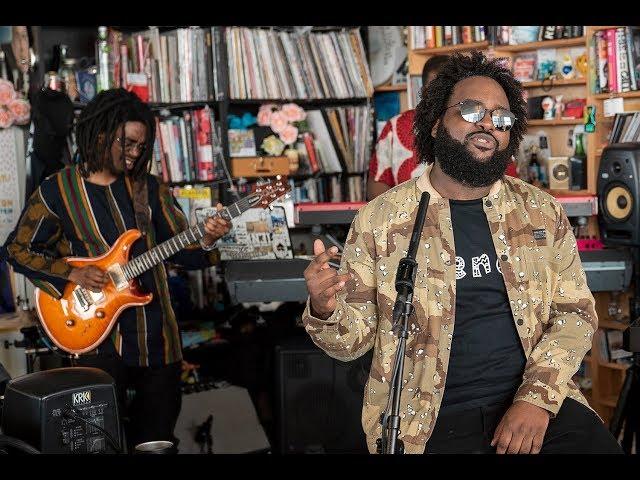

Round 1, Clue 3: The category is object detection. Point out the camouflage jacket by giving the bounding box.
[302,163,597,454]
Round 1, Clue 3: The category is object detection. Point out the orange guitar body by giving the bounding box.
[35,229,153,355]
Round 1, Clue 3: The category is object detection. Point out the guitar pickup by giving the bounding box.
[107,265,129,291]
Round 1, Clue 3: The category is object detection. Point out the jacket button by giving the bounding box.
[517,318,524,326]
[485,200,492,207]
[500,254,508,261]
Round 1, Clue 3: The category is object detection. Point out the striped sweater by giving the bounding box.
[2,166,216,367]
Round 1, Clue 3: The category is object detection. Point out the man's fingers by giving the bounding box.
[490,423,503,447]
[319,281,347,300]
[495,430,512,454]
[519,434,534,455]
[531,432,545,454]
[313,239,326,256]
[308,270,352,292]
[312,247,339,269]
[316,272,351,293]
[507,431,525,454]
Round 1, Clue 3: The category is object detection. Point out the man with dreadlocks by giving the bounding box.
[302,52,622,454]
[2,88,231,450]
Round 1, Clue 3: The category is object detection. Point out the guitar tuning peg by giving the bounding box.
[269,205,273,211]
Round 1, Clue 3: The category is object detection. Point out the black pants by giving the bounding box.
[73,354,182,453]
[424,398,623,454]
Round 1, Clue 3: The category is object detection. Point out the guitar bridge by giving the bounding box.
[107,264,129,291]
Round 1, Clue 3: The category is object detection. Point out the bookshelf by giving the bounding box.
[408,26,640,426]
[494,36,586,52]
[522,78,586,88]
[374,83,408,92]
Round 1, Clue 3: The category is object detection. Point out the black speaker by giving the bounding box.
[598,143,640,246]
[275,336,372,454]
[1,367,121,453]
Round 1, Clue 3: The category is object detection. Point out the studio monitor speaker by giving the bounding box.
[597,143,640,246]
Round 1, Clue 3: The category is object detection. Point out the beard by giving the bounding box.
[432,122,515,188]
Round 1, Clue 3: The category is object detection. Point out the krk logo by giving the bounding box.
[72,390,91,406]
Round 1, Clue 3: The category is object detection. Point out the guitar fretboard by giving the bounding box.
[121,195,259,281]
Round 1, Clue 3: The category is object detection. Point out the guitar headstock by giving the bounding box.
[252,175,291,208]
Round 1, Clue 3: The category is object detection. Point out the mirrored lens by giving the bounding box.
[459,100,485,123]
[491,109,516,131]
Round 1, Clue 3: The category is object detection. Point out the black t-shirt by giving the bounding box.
[439,198,526,414]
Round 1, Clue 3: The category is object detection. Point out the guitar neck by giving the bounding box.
[122,195,259,281]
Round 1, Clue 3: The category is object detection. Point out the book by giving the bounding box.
[306,110,343,174]
[596,31,609,93]
[228,129,257,157]
[628,27,640,91]
[617,28,631,93]
[512,53,537,82]
[510,26,539,45]
[607,28,618,93]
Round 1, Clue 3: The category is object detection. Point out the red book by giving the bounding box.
[303,133,320,173]
[607,29,618,93]
[195,108,215,181]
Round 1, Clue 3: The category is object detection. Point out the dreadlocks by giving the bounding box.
[75,88,155,180]
[414,51,528,164]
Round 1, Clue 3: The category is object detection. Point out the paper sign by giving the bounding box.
[603,97,624,117]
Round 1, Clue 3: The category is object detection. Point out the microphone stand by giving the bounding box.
[376,191,430,454]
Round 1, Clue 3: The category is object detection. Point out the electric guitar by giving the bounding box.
[35,177,290,355]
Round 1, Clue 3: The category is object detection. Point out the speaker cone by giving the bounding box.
[605,185,633,221]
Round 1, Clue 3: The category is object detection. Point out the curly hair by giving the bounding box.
[75,88,155,180]
[414,51,528,164]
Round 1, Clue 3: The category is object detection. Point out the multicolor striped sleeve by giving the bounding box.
[1,187,71,299]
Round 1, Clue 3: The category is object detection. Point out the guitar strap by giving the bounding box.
[132,176,150,238]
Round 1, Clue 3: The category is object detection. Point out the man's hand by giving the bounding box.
[303,239,352,320]
[491,401,550,454]
[202,203,232,247]
[68,266,108,293]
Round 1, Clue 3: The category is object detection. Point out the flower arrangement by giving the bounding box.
[0,79,30,129]
[257,103,307,156]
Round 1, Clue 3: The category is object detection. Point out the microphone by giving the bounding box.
[392,191,430,325]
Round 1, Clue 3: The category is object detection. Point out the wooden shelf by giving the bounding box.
[542,188,592,197]
[522,78,586,88]
[601,396,619,408]
[412,41,489,55]
[593,90,640,100]
[528,118,584,126]
[168,180,217,187]
[374,84,407,92]
[493,37,586,52]
[599,319,630,330]
[228,98,370,106]
[597,360,631,370]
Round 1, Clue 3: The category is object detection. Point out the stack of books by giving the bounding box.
[103,26,225,103]
[489,26,584,46]
[591,27,640,94]
[151,106,225,183]
[225,27,373,100]
[411,26,487,49]
[608,110,640,143]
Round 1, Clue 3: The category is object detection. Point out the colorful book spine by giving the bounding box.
[607,28,618,93]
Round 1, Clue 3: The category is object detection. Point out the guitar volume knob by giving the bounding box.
[96,311,105,319]
[66,319,75,327]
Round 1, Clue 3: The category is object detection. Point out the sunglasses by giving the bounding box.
[445,99,516,132]
[116,136,147,156]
